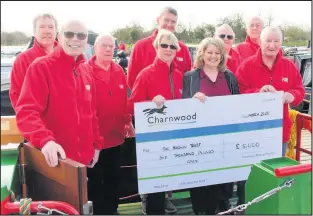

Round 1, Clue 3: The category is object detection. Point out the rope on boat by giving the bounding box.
[119,193,139,200]
[121,165,137,168]
[19,198,32,215]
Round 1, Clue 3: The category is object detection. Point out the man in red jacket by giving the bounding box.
[10,13,58,109]
[118,41,126,52]
[236,26,305,155]
[127,6,192,90]
[15,20,103,168]
[215,24,242,74]
[234,16,264,61]
[87,33,134,215]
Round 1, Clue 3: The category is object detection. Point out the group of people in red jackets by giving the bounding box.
[10,6,304,215]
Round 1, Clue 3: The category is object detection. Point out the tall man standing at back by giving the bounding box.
[10,14,58,110]
[127,6,192,90]
[234,16,264,61]
[127,6,192,215]
[15,20,103,168]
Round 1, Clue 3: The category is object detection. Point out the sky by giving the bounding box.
[1,1,311,36]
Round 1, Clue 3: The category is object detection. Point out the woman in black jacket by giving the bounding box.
[183,37,240,215]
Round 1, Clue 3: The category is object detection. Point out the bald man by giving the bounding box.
[234,16,264,61]
[215,24,242,74]
[87,33,134,215]
[15,20,103,168]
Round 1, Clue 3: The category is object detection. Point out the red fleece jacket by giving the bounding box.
[88,56,131,149]
[127,29,191,90]
[127,57,183,115]
[236,49,305,143]
[234,35,260,61]
[226,48,242,74]
[15,46,103,165]
[10,39,58,109]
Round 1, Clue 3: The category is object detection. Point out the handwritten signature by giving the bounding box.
[242,111,270,118]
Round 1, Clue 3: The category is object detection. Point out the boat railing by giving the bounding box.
[295,112,312,161]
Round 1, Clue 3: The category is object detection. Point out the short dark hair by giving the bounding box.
[33,13,58,34]
[160,6,178,17]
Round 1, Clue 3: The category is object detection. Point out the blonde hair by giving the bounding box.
[194,37,227,72]
[153,29,180,51]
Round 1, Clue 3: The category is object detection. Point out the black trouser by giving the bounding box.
[146,192,165,215]
[218,182,234,211]
[190,184,222,215]
[87,145,121,215]
[237,181,246,205]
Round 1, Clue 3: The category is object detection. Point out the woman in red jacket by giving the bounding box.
[87,34,134,215]
[127,29,183,215]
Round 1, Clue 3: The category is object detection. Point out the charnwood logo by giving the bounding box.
[142,105,197,126]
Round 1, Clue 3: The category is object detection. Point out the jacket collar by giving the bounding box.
[245,35,260,50]
[52,45,86,72]
[152,57,177,73]
[255,48,283,66]
[88,55,119,82]
[151,29,159,40]
[33,38,59,55]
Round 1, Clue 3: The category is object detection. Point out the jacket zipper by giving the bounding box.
[72,68,80,129]
[73,68,78,76]
[169,66,175,99]
[190,76,193,97]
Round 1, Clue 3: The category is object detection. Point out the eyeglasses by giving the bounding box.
[160,43,177,50]
[63,31,87,40]
[219,34,234,40]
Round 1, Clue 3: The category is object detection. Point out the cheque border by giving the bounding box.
[138,164,252,180]
[136,119,282,143]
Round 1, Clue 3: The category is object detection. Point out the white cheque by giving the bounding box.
[134,92,283,194]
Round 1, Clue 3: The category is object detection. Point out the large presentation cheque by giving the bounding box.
[134,92,283,194]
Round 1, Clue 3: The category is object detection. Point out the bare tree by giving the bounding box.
[266,11,274,26]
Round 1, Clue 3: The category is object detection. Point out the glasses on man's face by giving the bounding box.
[63,31,87,40]
[160,43,177,50]
[100,44,114,49]
[219,34,234,40]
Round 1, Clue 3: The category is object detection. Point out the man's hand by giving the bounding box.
[193,92,206,103]
[283,92,295,104]
[125,122,135,138]
[88,149,100,168]
[260,85,277,93]
[41,141,66,167]
[152,95,166,108]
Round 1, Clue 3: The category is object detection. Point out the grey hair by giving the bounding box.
[94,33,115,46]
[215,24,235,37]
[159,6,178,17]
[246,16,264,29]
[153,29,180,51]
[260,26,283,42]
[33,13,58,33]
